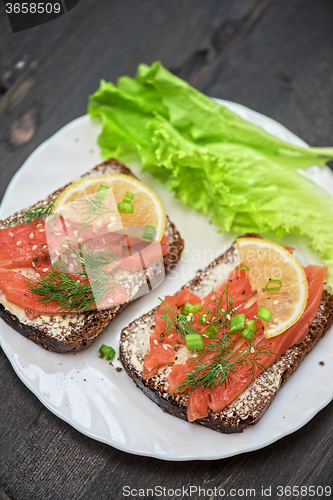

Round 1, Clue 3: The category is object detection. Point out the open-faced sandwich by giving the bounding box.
[120,235,333,433]
[0,158,184,353]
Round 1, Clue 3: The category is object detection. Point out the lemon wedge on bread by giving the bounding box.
[53,174,166,240]
[237,237,308,338]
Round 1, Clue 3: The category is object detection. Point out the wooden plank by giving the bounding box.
[0,1,98,93]
[195,0,333,147]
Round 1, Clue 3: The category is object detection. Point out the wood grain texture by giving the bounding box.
[196,0,333,147]
[0,0,332,498]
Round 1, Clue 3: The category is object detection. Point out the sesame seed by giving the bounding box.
[35,273,40,277]
[55,250,60,256]
[273,300,278,305]
[168,334,173,338]
[43,245,47,249]
[16,241,21,246]
[39,229,44,232]
[108,298,113,303]
[153,339,158,345]
[65,222,70,228]
[102,238,106,244]
[8,232,14,237]
[29,233,34,239]
[163,344,168,351]
[36,223,42,227]
[73,230,78,236]
[43,268,48,272]
[55,232,62,236]
[32,245,37,251]
[77,238,83,243]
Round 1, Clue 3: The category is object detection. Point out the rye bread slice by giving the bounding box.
[119,237,333,433]
[0,158,184,353]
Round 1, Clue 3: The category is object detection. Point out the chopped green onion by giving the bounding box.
[96,185,109,200]
[265,279,282,292]
[189,303,202,314]
[123,192,134,203]
[241,327,256,341]
[142,224,156,240]
[99,344,116,360]
[203,325,219,338]
[117,202,134,214]
[245,319,257,333]
[256,305,273,322]
[180,302,192,316]
[235,264,250,271]
[229,313,246,335]
[180,302,202,316]
[198,310,213,325]
[52,260,67,271]
[185,333,204,351]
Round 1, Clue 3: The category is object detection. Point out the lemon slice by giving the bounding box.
[53,174,166,240]
[236,237,308,338]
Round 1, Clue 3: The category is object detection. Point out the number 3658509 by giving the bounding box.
[6,3,62,14]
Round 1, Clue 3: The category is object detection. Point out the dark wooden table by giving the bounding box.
[1,1,333,499]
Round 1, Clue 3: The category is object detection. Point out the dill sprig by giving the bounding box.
[159,298,197,338]
[76,194,115,237]
[203,284,236,330]
[27,241,124,314]
[63,240,118,271]
[172,336,273,395]
[27,270,96,314]
[159,284,235,341]
[158,284,273,395]
[2,199,55,227]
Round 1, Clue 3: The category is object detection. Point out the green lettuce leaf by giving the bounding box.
[88,61,333,286]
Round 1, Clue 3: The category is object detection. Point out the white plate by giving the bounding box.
[1,100,333,461]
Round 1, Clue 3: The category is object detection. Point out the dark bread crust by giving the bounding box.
[120,237,333,433]
[1,304,128,353]
[0,159,184,353]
